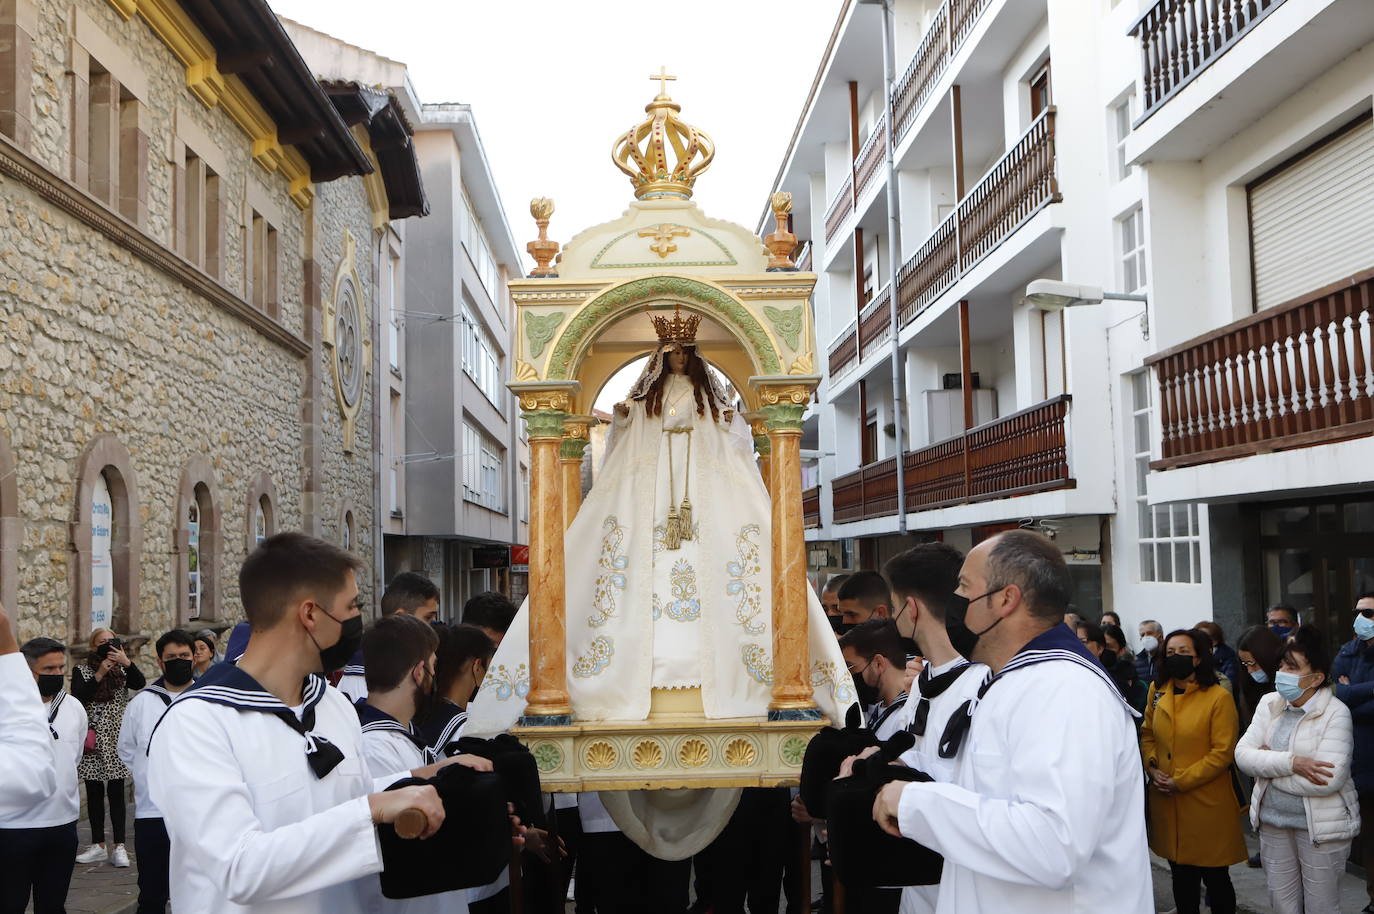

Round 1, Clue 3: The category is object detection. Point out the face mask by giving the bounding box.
[852,666,880,707]
[1164,654,1196,682]
[1355,614,1374,642]
[827,615,846,635]
[162,658,195,687]
[36,673,64,697]
[315,610,364,675]
[946,591,1003,659]
[1100,649,1118,668]
[1270,624,1293,640]
[1274,670,1310,703]
[833,620,857,637]
[1139,635,1159,654]
[1250,668,1269,684]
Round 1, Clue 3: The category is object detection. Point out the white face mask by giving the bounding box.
[1139,635,1160,654]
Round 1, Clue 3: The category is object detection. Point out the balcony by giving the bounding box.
[858,284,893,363]
[831,395,1074,523]
[803,486,822,529]
[824,174,854,246]
[1147,269,1374,470]
[828,322,859,380]
[854,114,888,204]
[892,0,995,145]
[1131,0,1288,124]
[896,108,1060,328]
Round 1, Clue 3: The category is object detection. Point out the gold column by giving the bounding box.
[560,417,592,530]
[518,389,575,723]
[757,384,819,720]
[745,413,772,497]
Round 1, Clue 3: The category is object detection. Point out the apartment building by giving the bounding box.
[767,0,1374,645]
[286,22,529,617]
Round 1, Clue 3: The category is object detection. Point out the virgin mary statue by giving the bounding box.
[465,307,854,736]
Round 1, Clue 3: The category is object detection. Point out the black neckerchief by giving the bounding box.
[907,661,973,737]
[356,700,436,764]
[149,663,344,777]
[45,690,66,739]
[868,692,909,734]
[938,623,1138,760]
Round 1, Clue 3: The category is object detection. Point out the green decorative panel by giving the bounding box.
[545,276,782,379]
[780,735,807,767]
[762,305,802,351]
[531,741,563,773]
[526,312,566,359]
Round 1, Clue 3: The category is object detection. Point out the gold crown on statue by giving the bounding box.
[651,305,701,345]
[612,68,716,200]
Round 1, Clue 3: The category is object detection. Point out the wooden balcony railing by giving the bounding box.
[958,108,1059,272]
[897,211,958,326]
[892,110,1059,328]
[893,5,949,142]
[858,284,893,363]
[1130,0,1288,123]
[803,486,822,529]
[831,395,1074,522]
[1146,269,1374,470]
[854,114,888,202]
[824,174,854,245]
[828,323,859,380]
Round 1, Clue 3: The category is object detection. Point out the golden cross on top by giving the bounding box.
[650,66,676,96]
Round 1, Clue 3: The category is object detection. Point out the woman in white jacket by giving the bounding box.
[1235,625,1359,914]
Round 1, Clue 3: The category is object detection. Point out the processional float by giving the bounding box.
[477,70,849,857]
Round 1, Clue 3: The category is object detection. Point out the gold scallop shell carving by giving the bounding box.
[584,740,619,770]
[677,738,710,768]
[631,740,666,769]
[723,737,759,768]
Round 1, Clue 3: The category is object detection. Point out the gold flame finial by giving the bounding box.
[612,70,716,200]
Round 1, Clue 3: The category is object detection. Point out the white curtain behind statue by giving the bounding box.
[466,369,855,735]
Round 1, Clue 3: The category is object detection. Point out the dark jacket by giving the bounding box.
[1135,648,1156,684]
[1333,636,1374,795]
[1211,642,1240,689]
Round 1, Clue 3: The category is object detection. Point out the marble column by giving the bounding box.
[560,417,592,530]
[746,413,772,497]
[759,386,819,720]
[519,392,573,724]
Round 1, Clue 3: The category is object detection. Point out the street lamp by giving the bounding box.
[1022,279,1149,338]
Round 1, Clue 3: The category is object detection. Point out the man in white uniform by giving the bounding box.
[839,620,909,740]
[118,628,198,914]
[149,532,452,914]
[338,571,442,705]
[874,531,1152,914]
[0,637,86,914]
[0,604,55,807]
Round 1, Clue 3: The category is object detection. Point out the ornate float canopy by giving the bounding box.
[510,71,818,417]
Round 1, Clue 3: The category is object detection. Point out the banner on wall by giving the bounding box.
[91,479,114,631]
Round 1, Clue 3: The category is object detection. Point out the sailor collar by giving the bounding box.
[938,623,1139,760]
[868,691,909,733]
[907,660,973,737]
[153,662,345,778]
[356,699,436,763]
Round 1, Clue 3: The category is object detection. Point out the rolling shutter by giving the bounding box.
[1249,116,1374,310]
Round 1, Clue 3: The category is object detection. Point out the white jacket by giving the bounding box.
[1235,687,1360,844]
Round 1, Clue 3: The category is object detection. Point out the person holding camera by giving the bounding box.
[71,627,145,866]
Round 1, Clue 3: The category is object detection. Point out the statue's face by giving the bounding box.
[666,345,688,374]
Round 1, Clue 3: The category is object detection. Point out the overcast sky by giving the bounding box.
[270,0,842,269]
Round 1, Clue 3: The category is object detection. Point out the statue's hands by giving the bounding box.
[614,401,630,418]
[723,409,735,424]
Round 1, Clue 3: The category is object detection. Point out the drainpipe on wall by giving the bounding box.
[878,0,907,535]
[372,227,386,612]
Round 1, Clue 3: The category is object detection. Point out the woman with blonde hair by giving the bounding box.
[70,627,145,867]
[1236,625,1358,913]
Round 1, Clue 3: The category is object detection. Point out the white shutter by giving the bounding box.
[1249,117,1374,311]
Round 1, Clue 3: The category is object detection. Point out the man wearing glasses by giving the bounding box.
[1333,592,1374,914]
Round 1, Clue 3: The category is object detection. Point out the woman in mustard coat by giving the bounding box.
[1141,627,1248,914]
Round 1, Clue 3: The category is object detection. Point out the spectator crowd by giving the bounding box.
[3,529,1373,914]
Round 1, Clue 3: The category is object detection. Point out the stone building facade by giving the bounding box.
[0,0,426,648]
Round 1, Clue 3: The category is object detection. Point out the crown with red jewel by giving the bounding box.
[651,304,701,345]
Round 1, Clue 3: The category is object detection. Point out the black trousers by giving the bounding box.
[694,788,792,914]
[0,821,78,914]
[85,778,125,845]
[1167,860,1235,914]
[577,831,691,914]
[133,817,170,914]
[469,886,510,914]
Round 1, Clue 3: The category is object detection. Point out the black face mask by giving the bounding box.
[1164,654,1197,682]
[833,620,857,637]
[162,658,195,687]
[1100,649,1118,669]
[36,673,64,698]
[316,611,364,675]
[413,668,437,722]
[852,666,880,707]
[945,592,1005,659]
